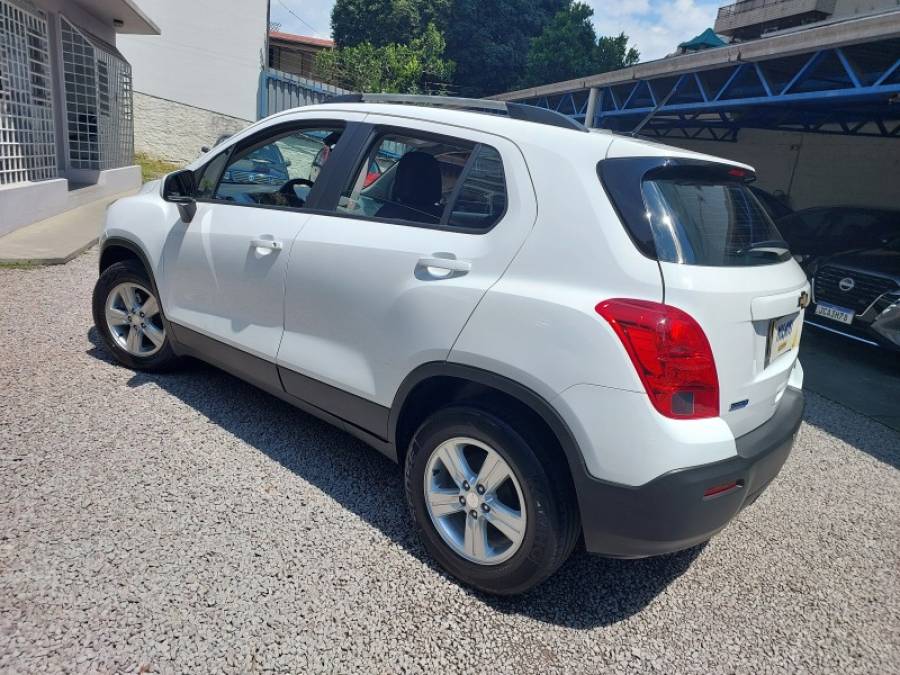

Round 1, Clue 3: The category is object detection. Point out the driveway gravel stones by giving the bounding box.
[1,250,898,674]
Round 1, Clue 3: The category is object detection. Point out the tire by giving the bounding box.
[92,259,179,371]
[405,406,579,595]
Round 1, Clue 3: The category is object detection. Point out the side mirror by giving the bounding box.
[163,169,197,222]
[200,145,210,153]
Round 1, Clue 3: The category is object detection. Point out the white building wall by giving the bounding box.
[662,128,900,210]
[116,0,267,122]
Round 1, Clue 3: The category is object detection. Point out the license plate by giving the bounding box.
[814,302,855,325]
[767,312,803,365]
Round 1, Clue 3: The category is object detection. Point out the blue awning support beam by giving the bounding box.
[517,40,900,141]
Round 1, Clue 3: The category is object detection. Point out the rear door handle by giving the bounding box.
[251,238,283,251]
[417,256,471,273]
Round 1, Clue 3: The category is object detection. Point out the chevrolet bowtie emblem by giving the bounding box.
[798,291,810,309]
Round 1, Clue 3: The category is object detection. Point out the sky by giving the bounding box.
[268,0,723,63]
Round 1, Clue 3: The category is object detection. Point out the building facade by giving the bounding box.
[0,0,158,235]
[715,0,899,39]
[116,0,268,163]
[268,32,335,80]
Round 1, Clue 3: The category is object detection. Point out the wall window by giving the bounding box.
[60,17,133,171]
[0,0,56,185]
[212,126,344,208]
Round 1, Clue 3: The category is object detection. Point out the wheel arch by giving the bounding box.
[390,363,590,499]
[98,236,180,352]
[100,237,153,275]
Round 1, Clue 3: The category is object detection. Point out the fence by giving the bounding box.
[258,68,348,119]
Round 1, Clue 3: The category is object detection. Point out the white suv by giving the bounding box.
[92,95,807,595]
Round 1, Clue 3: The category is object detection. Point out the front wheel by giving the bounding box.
[405,406,579,595]
[92,260,179,371]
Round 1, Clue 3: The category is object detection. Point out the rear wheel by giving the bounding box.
[405,406,579,595]
[92,260,178,371]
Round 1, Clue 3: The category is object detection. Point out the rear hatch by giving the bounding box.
[600,156,808,437]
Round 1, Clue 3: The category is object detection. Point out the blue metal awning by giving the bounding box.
[518,37,900,141]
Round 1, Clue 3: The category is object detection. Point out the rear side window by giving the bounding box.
[447,145,507,230]
[335,131,507,231]
[600,159,790,266]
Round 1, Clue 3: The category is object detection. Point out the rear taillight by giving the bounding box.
[595,299,719,419]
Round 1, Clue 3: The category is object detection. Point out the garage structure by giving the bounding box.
[491,5,900,211]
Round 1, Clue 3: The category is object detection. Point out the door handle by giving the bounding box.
[417,256,471,273]
[251,238,283,251]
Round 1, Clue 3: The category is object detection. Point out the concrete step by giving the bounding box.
[0,189,138,265]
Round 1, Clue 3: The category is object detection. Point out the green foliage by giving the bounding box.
[316,23,455,94]
[522,3,639,87]
[134,153,181,183]
[596,33,640,73]
[331,0,450,48]
[443,0,569,97]
[325,0,640,96]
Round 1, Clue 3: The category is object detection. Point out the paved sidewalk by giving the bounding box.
[0,189,137,265]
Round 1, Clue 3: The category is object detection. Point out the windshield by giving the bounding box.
[642,176,790,266]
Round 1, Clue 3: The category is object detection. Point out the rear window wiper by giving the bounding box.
[733,239,790,256]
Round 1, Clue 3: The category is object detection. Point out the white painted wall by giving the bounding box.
[661,128,900,210]
[116,0,268,121]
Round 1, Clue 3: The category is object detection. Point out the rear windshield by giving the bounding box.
[643,176,789,266]
[598,158,791,267]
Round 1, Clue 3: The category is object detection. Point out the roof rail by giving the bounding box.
[326,93,587,132]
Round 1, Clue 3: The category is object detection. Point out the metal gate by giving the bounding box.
[258,68,347,119]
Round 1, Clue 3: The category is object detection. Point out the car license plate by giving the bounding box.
[767,312,802,365]
[814,302,855,325]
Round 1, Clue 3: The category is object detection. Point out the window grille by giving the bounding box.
[0,0,56,185]
[60,17,133,171]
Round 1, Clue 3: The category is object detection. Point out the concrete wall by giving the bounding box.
[35,0,118,42]
[117,0,268,121]
[132,93,251,164]
[661,128,900,210]
[833,0,900,18]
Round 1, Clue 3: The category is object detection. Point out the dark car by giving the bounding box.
[808,236,900,352]
[220,142,291,187]
[777,206,900,270]
[750,185,793,220]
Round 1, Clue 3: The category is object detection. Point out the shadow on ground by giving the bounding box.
[800,329,900,470]
[801,328,900,433]
[86,328,700,628]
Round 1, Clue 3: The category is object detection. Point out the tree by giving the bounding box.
[331,0,450,48]
[444,0,569,97]
[596,32,640,73]
[522,2,640,88]
[316,23,455,94]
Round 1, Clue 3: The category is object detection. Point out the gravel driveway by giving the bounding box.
[1,251,898,674]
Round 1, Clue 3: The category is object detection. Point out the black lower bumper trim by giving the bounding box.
[580,387,805,557]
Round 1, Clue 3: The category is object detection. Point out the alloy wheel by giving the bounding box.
[104,282,165,357]
[424,437,527,565]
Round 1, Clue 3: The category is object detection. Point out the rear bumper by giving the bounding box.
[579,386,805,557]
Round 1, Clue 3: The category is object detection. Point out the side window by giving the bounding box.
[212,126,344,208]
[337,132,473,225]
[194,151,228,199]
[447,145,507,230]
